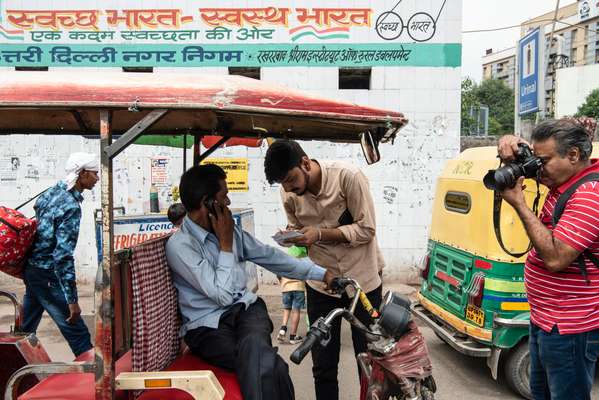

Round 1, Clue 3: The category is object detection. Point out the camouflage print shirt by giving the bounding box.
[27,182,84,304]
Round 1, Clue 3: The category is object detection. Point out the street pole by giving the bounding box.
[515,45,521,136]
[543,0,561,120]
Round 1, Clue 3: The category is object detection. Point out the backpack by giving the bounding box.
[0,207,36,279]
[0,188,48,279]
[552,172,599,285]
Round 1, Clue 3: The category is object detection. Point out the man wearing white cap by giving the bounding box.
[23,152,99,356]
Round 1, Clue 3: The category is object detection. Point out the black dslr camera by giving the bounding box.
[483,143,542,191]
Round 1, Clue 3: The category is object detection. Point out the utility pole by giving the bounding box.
[544,0,561,120]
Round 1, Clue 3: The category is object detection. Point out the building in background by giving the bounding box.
[0,0,463,284]
[483,1,599,117]
[482,47,516,90]
[522,1,599,116]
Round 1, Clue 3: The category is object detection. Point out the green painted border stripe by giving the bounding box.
[485,278,526,293]
[0,42,462,67]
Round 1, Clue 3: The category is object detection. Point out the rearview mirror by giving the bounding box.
[360,131,381,165]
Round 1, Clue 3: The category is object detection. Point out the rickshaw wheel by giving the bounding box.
[504,341,532,400]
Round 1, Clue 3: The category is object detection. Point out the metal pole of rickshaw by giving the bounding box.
[193,134,201,166]
[94,108,169,399]
[183,133,187,171]
[96,109,115,400]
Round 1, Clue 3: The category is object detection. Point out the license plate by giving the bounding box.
[466,304,484,327]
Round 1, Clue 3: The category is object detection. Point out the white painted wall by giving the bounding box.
[555,63,599,118]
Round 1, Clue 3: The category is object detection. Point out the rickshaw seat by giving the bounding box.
[18,350,132,400]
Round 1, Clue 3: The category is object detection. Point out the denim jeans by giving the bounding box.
[22,266,92,357]
[529,323,599,400]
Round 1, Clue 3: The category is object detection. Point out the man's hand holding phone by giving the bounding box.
[207,199,234,252]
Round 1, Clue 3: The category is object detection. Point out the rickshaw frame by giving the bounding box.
[0,70,407,400]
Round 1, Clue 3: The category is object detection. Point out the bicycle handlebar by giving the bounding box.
[329,277,355,294]
[290,331,319,365]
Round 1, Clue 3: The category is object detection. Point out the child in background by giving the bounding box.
[277,245,307,344]
[167,203,186,228]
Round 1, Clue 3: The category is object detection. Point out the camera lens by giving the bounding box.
[483,170,498,191]
[483,165,520,191]
[483,143,541,192]
[493,166,518,191]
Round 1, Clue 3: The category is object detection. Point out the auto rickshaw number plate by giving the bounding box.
[466,304,484,326]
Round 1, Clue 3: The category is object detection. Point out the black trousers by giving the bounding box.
[306,284,383,400]
[184,297,294,400]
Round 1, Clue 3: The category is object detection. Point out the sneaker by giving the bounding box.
[277,327,287,342]
[289,335,303,345]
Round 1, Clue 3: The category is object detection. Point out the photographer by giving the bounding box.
[497,119,599,400]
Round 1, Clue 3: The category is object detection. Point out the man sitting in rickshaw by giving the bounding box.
[166,164,333,400]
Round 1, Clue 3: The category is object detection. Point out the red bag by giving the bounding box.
[0,206,37,279]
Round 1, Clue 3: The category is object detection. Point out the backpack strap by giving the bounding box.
[14,187,50,211]
[552,173,599,226]
[552,172,599,285]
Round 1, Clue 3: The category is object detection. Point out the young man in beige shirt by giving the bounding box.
[264,140,384,400]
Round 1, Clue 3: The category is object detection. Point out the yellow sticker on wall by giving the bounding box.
[202,158,249,192]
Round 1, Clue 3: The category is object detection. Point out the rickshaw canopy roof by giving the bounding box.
[0,71,407,143]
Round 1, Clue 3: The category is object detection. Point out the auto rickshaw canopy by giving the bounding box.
[0,71,406,143]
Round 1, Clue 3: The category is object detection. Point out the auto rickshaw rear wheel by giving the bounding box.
[503,341,532,400]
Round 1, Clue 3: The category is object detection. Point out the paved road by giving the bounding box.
[2,284,599,399]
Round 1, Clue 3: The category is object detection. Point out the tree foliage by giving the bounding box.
[576,89,599,120]
[461,78,515,136]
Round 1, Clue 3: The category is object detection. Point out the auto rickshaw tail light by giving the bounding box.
[467,272,485,308]
[474,259,492,270]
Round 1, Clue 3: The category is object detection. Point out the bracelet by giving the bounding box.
[317,228,322,243]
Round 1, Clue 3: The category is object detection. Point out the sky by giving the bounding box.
[462,0,577,82]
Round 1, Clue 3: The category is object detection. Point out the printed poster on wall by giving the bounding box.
[202,158,249,192]
[0,0,461,68]
[0,156,19,182]
[150,157,169,188]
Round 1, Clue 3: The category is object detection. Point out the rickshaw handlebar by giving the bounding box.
[290,331,319,364]
[290,278,382,365]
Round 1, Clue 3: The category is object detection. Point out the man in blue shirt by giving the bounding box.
[23,152,98,357]
[166,164,332,400]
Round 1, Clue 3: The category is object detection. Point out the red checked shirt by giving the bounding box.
[526,159,599,334]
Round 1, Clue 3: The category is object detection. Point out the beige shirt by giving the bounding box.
[281,160,384,296]
[280,277,305,292]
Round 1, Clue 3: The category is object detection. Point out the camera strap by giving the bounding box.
[492,178,541,258]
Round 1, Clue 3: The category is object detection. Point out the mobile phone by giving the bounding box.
[204,198,217,214]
